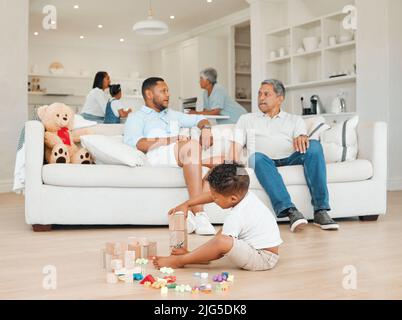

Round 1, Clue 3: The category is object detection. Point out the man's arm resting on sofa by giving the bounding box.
[136,136,182,154]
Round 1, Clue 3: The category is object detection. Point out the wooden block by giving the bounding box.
[169,213,186,231]
[169,231,188,252]
[124,251,136,269]
[127,237,139,246]
[111,259,123,271]
[148,242,157,258]
[128,244,141,259]
[114,242,127,256]
[141,245,149,259]
[100,249,106,270]
[105,242,115,255]
[105,253,113,272]
[138,237,149,246]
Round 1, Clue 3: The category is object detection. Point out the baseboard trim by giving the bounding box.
[388,179,402,191]
[0,179,13,194]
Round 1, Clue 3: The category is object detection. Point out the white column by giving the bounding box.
[0,0,29,192]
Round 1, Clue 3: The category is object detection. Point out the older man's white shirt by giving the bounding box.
[234,111,307,160]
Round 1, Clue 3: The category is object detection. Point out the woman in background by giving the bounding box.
[81,71,111,123]
[189,68,247,125]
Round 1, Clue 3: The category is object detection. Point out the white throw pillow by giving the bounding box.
[81,135,147,167]
[304,116,331,140]
[321,116,359,163]
[73,114,98,130]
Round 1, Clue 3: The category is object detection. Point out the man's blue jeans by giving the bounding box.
[249,140,330,218]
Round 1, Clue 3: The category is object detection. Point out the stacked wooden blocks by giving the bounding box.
[101,237,157,284]
[168,212,188,253]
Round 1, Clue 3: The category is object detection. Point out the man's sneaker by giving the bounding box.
[287,208,308,233]
[194,212,216,236]
[186,211,196,234]
[314,210,339,231]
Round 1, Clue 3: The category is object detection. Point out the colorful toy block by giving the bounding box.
[140,274,156,285]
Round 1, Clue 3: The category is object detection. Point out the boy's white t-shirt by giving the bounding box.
[222,191,283,250]
[110,99,124,117]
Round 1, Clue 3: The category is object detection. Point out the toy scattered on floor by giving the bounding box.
[160,267,174,275]
[101,239,235,295]
[163,275,176,283]
[161,287,169,296]
[169,212,188,253]
[213,272,231,282]
[102,237,157,284]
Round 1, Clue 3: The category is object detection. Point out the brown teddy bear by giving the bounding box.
[37,102,93,164]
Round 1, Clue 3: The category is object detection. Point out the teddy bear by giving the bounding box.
[37,102,93,165]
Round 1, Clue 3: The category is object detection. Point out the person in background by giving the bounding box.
[189,68,247,125]
[104,84,132,124]
[81,71,111,123]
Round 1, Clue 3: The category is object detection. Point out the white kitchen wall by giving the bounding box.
[0,0,28,192]
[28,42,152,80]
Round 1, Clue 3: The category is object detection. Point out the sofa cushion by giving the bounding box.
[42,159,373,188]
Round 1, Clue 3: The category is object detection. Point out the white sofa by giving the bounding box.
[24,120,388,231]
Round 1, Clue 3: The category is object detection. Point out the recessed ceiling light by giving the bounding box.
[120,38,125,42]
[34,32,39,36]
[98,24,103,29]
[207,0,213,3]
[170,15,175,20]
[73,4,79,9]
[80,35,84,39]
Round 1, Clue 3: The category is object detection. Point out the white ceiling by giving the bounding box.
[29,0,249,47]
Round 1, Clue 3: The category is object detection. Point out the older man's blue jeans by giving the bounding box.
[249,140,330,218]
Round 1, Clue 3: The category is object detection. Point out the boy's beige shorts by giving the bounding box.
[225,237,279,271]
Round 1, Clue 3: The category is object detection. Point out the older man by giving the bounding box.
[230,79,338,232]
[124,77,217,236]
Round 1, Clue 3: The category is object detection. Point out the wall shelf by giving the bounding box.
[286,75,356,90]
[264,8,357,115]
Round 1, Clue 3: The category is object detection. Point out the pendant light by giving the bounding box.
[133,0,168,35]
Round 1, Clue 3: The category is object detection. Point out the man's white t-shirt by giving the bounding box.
[222,191,283,249]
[234,111,307,160]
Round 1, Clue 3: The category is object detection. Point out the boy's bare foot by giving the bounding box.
[171,248,189,256]
[153,255,185,270]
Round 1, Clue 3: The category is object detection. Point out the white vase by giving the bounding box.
[303,37,319,52]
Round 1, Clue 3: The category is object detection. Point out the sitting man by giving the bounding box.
[230,79,339,232]
[124,77,218,236]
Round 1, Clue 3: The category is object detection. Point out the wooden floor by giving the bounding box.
[0,192,402,300]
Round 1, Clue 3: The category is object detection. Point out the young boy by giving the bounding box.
[153,163,283,271]
[104,84,132,124]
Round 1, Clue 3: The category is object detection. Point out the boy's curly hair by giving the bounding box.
[206,162,250,196]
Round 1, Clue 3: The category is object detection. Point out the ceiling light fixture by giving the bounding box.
[98,24,103,29]
[80,35,84,39]
[170,15,175,20]
[207,0,213,3]
[34,32,39,36]
[73,4,79,9]
[120,38,125,42]
[133,0,168,35]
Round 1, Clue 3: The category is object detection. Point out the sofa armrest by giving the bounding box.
[357,122,388,182]
[25,121,45,224]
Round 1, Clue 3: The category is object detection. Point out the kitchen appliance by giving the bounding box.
[301,96,311,115]
[310,95,325,115]
[330,93,347,114]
